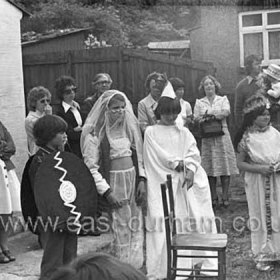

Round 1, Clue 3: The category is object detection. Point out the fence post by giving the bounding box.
[118,47,124,91]
[66,51,74,77]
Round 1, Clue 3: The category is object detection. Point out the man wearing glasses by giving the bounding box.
[81,73,112,120]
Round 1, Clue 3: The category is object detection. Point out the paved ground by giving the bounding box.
[0,232,113,280]
[0,174,246,280]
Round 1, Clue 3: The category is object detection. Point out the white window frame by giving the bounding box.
[239,9,280,67]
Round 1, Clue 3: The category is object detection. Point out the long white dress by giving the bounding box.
[143,124,217,280]
[238,125,280,262]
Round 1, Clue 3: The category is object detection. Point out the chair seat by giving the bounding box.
[171,233,227,251]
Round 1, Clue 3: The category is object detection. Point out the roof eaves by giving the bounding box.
[6,0,31,16]
[21,27,95,46]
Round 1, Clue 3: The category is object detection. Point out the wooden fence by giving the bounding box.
[22,47,215,113]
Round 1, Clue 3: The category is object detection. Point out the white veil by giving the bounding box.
[81,90,142,154]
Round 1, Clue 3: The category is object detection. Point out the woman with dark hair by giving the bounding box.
[81,73,113,120]
[54,75,83,158]
[81,90,146,269]
[169,77,192,128]
[194,75,238,208]
[235,94,280,272]
[143,83,217,280]
[25,86,52,156]
[49,252,147,280]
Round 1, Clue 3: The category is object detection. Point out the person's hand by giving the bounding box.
[257,164,274,175]
[175,160,184,172]
[136,180,147,207]
[74,126,83,132]
[214,113,224,120]
[183,168,194,190]
[106,192,122,209]
[44,104,52,115]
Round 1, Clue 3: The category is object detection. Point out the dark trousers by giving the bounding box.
[39,230,77,280]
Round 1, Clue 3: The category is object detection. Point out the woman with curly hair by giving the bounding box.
[25,86,52,156]
[194,75,238,208]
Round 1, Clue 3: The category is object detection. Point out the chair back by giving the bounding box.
[160,174,177,238]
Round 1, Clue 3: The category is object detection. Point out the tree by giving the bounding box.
[21,0,129,46]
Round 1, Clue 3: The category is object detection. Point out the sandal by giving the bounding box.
[0,252,10,263]
[2,250,15,262]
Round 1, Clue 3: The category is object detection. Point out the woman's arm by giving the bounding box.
[236,150,273,175]
[213,96,230,120]
[82,134,110,195]
[82,134,121,208]
[1,123,16,156]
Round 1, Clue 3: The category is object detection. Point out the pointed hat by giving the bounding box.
[161,81,176,99]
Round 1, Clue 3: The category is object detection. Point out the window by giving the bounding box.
[239,9,280,67]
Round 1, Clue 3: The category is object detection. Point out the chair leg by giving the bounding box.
[171,249,177,280]
[218,250,226,280]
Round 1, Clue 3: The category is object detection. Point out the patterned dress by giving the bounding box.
[194,95,238,177]
[238,125,280,262]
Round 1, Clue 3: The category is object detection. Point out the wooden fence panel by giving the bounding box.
[22,47,215,115]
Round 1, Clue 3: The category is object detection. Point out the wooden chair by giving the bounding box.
[160,174,228,280]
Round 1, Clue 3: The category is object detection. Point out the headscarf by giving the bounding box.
[81,90,142,154]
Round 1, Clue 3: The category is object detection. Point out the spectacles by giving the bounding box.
[96,81,111,86]
[39,98,51,104]
[64,86,77,95]
[110,108,125,114]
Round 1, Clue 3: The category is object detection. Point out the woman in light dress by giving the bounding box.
[0,122,21,263]
[194,75,238,208]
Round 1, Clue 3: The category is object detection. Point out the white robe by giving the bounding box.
[143,124,217,280]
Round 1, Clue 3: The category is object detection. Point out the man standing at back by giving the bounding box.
[234,55,262,126]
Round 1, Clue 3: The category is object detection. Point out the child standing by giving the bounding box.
[235,94,280,272]
[22,115,77,280]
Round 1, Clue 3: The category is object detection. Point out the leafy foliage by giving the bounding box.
[21,0,128,45]
[18,0,199,46]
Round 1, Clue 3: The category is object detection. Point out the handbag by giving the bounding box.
[199,113,224,138]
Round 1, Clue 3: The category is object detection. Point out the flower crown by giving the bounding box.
[243,95,270,115]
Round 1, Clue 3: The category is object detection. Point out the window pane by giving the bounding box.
[268,12,280,25]
[243,33,263,60]
[242,14,262,27]
[269,31,280,59]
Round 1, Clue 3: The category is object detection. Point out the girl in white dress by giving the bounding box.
[235,94,280,271]
[143,83,217,280]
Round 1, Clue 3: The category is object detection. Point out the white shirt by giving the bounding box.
[62,101,82,127]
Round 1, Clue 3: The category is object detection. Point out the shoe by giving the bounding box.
[2,250,16,262]
[79,229,101,237]
[256,262,273,271]
[0,252,10,263]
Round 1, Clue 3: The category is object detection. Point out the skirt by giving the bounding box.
[109,167,144,269]
[0,159,21,214]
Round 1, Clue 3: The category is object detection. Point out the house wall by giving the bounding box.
[0,1,28,178]
[22,32,88,55]
[190,5,245,133]
[190,5,241,96]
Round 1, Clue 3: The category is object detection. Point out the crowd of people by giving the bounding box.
[1,56,280,279]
